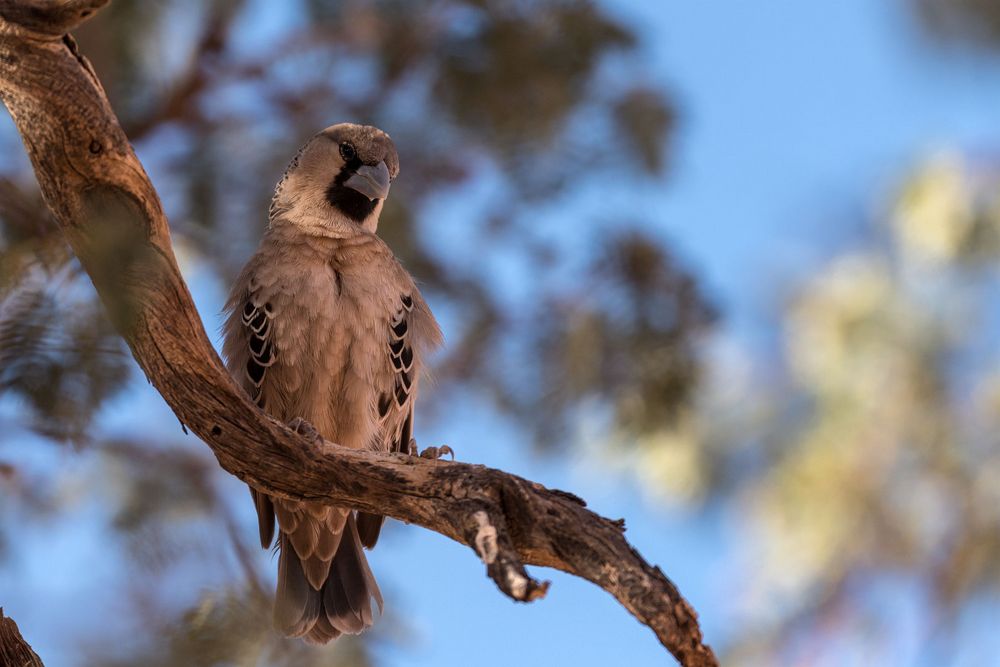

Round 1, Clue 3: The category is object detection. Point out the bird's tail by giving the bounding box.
[273,513,383,644]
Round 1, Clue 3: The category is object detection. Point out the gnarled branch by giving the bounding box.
[0,3,718,665]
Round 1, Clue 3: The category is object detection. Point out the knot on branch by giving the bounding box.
[472,510,499,564]
[463,506,550,603]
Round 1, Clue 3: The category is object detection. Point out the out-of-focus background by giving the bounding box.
[2,1,1000,665]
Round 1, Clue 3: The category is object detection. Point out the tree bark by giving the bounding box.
[0,2,718,665]
[0,608,45,667]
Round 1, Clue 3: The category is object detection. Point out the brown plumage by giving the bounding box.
[222,123,442,644]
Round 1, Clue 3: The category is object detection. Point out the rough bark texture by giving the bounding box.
[0,608,45,667]
[0,2,718,665]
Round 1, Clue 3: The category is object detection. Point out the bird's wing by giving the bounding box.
[356,292,418,549]
[222,288,279,549]
[242,298,279,548]
[384,292,417,452]
[240,299,278,409]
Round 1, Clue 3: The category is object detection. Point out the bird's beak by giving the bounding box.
[344,161,391,201]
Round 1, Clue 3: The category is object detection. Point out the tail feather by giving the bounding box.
[272,512,382,643]
[274,533,321,637]
[324,514,383,634]
[303,613,341,645]
[249,487,275,549]
[315,515,345,560]
[356,512,384,549]
[281,503,347,590]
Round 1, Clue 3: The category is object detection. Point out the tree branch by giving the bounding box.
[0,0,106,36]
[0,608,45,667]
[0,4,718,666]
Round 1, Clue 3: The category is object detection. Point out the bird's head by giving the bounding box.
[269,123,399,235]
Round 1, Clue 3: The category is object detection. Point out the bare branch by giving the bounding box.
[0,608,45,667]
[0,4,718,666]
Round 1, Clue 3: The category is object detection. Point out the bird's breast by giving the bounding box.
[270,255,400,450]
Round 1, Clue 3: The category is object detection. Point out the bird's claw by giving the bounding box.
[288,417,322,447]
[418,444,454,461]
[405,439,453,460]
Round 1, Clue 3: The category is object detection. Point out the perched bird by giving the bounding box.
[222,123,442,644]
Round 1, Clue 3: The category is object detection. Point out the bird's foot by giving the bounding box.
[408,438,454,460]
[288,417,323,447]
[421,445,454,460]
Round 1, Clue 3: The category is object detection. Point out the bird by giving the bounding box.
[221,123,442,644]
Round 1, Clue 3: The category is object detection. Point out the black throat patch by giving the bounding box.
[327,161,378,223]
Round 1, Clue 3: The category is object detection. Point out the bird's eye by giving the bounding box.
[340,142,357,161]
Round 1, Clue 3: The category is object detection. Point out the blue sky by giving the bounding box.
[4,1,1000,666]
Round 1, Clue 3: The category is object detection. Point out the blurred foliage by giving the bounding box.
[914,0,1000,46]
[673,154,1000,664]
[526,230,715,446]
[0,0,702,664]
[0,170,131,444]
[434,2,633,147]
[89,585,373,667]
[0,284,128,442]
[615,88,676,175]
[100,440,217,535]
